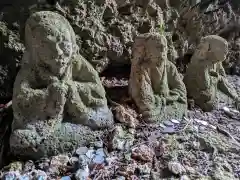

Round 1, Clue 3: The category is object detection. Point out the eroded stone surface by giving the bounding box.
[129,32,187,123]
[10,11,113,159]
[184,35,240,112]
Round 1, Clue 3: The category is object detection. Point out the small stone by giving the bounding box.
[131,145,155,162]
[47,166,60,176]
[35,158,50,171]
[116,176,126,180]
[223,106,230,113]
[194,119,208,126]
[162,127,176,134]
[75,167,89,180]
[78,155,90,167]
[32,170,48,180]
[36,175,46,180]
[163,120,174,126]
[76,147,88,156]
[105,156,118,166]
[91,148,106,165]
[213,167,235,180]
[111,125,134,151]
[50,154,69,166]
[170,119,180,124]
[23,160,35,173]
[3,171,21,180]
[85,149,95,159]
[159,123,166,129]
[37,163,49,172]
[168,161,186,175]
[92,154,105,164]
[18,174,30,180]
[95,148,106,157]
[61,176,71,180]
[223,106,235,117]
[69,157,79,165]
[180,175,190,180]
[9,161,23,171]
[231,109,239,114]
[136,163,152,175]
[184,166,196,174]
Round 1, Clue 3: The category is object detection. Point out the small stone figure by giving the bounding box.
[10,11,113,159]
[184,35,240,111]
[129,33,187,123]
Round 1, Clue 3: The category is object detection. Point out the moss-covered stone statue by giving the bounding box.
[129,33,187,123]
[10,11,114,159]
[184,35,240,112]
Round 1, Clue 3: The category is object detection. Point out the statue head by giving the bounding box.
[25,11,79,76]
[132,33,168,66]
[145,33,168,64]
[192,35,228,64]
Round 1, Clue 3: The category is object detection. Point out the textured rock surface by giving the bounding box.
[129,32,187,122]
[10,11,113,159]
[1,0,240,100]
[175,1,240,74]
[30,0,165,70]
[0,0,175,100]
[184,35,240,112]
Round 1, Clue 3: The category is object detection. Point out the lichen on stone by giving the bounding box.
[184,35,240,112]
[129,32,187,123]
[10,11,114,159]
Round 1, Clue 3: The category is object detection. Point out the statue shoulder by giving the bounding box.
[71,55,97,74]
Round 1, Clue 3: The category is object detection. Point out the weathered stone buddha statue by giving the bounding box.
[184,35,240,111]
[10,11,114,159]
[129,33,187,123]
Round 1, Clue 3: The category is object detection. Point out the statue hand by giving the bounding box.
[46,82,68,117]
[65,80,78,94]
[47,81,69,97]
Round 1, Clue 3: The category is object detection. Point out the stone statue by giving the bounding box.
[184,35,240,111]
[10,11,114,159]
[129,33,187,123]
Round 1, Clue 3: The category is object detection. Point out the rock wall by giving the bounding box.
[0,0,240,100]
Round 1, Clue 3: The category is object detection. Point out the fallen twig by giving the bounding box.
[177,117,193,132]
[217,125,240,147]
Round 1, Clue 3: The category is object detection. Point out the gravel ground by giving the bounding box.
[0,73,240,180]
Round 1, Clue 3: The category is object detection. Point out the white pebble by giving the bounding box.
[170,119,180,124]
[76,147,88,156]
[85,150,95,159]
[222,106,230,113]
[194,119,208,126]
[231,109,239,113]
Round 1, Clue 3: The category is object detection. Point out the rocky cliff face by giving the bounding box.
[0,0,240,100]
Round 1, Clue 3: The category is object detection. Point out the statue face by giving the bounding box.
[132,42,145,60]
[210,41,228,63]
[146,37,168,64]
[194,38,228,64]
[34,29,74,76]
